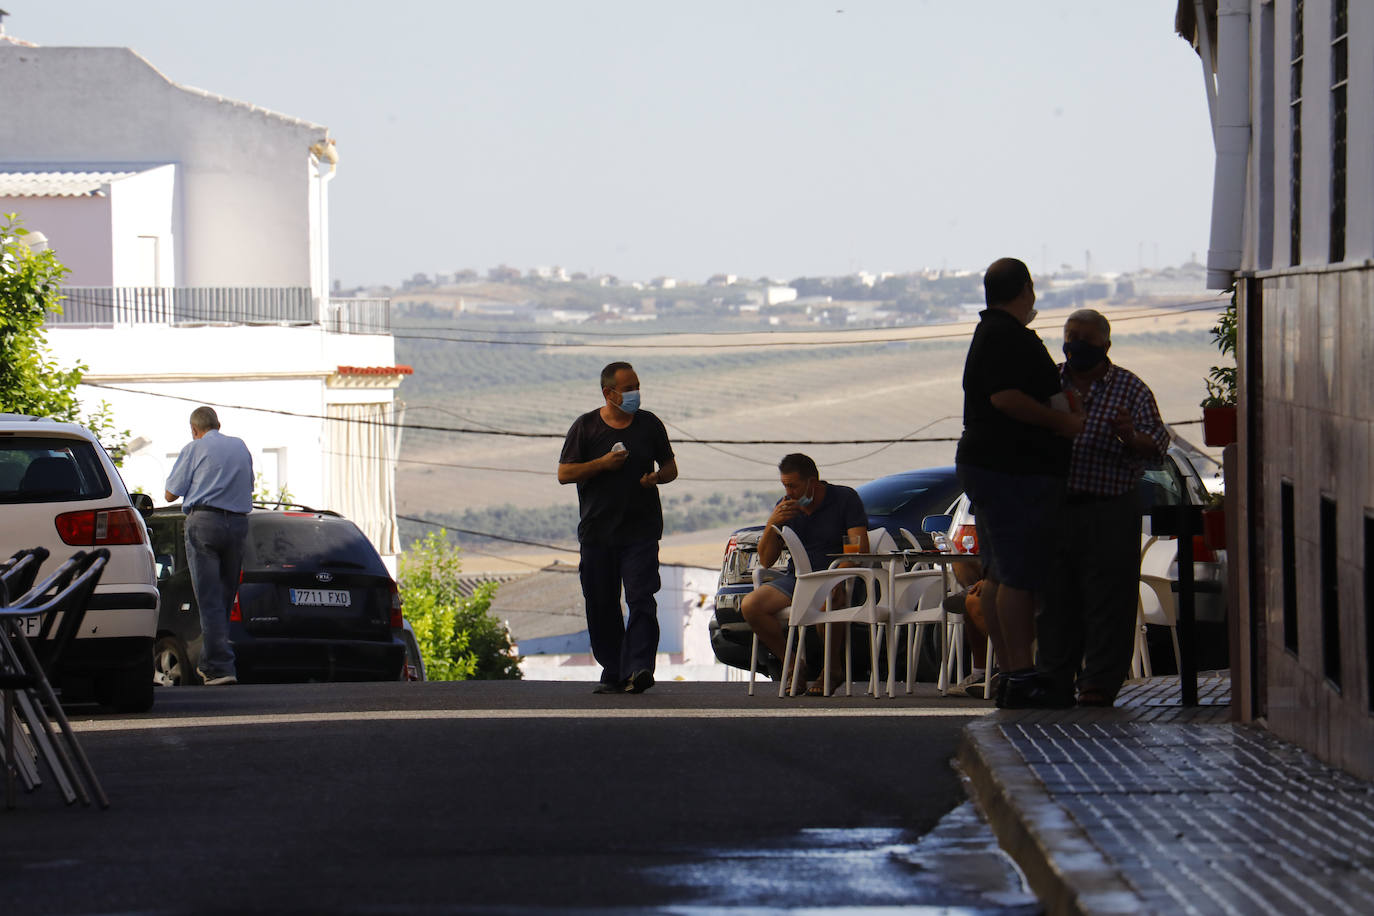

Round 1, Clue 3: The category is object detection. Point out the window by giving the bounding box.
[1282,480,1298,652]
[1330,0,1348,263]
[0,438,113,504]
[1290,0,1304,265]
[1320,494,1340,689]
[244,516,388,575]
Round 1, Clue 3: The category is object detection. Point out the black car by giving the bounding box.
[147,505,408,684]
[708,465,962,673]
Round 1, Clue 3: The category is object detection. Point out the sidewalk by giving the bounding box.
[958,673,1374,915]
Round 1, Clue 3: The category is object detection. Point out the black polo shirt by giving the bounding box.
[559,408,674,545]
[955,307,1070,476]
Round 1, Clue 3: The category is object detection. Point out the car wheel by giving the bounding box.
[154,635,197,686]
[100,656,156,713]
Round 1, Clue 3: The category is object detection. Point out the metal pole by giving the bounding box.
[1177,504,1199,707]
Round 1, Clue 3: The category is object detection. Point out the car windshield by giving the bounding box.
[0,437,112,503]
[856,471,959,516]
[244,516,389,574]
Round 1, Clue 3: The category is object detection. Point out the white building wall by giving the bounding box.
[0,46,326,296]
[1228,0,1374,780]
[109,165,177,287]
[48,324,398,514]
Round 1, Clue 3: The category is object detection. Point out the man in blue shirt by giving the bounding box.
[741,453,868,695]
[165,406,254,686]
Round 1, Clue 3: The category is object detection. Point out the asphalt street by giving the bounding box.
[3,680,1034,914]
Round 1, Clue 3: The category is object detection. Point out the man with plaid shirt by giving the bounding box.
[1039,308,1169,707]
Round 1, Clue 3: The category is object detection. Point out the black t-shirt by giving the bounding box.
[775,482,868,574]
[559,409,675,544]
[955,307,1071,476]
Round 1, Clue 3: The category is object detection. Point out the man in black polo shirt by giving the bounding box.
[956,257,1082,708]
[558,361,678,694]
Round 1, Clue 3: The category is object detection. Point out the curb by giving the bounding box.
[957,717,1148,916]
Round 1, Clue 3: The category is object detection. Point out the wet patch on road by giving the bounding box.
[641,801,1041,914]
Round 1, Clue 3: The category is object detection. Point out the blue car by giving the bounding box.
[708,466,962,674]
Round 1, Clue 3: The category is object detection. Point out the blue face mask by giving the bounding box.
[796,481,814,508]
[617,389,641,414]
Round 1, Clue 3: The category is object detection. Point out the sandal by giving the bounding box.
[804,672,847,696]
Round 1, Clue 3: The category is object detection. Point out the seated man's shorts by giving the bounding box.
[957,465,1063,591]
[762,572,798,599]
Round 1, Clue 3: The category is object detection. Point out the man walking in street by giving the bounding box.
[558,362,677,694]
[165,406,254,686]
[1040,309,1168,707]
[955,257,1082,708]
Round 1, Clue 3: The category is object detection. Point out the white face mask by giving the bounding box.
[796,480,815,508]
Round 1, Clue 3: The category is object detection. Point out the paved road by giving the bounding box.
[5,680,1031,914]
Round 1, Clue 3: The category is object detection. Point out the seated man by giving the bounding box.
[740,453,868,695]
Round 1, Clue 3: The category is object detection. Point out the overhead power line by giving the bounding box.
[397,513,578,554]
[86,382,1201,445]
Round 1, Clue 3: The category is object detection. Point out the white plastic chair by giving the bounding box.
[897,527,924,551]
[884,564,946,697]
[775,526,887,698]
[747,564,788,697]
[1133,573,1183,678]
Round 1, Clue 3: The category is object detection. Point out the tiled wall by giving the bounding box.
[1258,267,1374,780]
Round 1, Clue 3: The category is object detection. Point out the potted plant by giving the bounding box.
[1200,289,1238,447]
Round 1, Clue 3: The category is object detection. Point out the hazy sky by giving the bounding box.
[8,1,1215,286]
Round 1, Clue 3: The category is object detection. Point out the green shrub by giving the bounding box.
[398,530,521,680]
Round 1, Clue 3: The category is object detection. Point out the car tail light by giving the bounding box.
[54,507,146,546]
[389,581,404,628]
[230,571,244,622]
[952,524,979,554]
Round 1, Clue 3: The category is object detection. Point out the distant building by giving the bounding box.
[1178,0,1374,780]
[764,285,798,306]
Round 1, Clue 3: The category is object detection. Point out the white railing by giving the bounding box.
[45,288,391,335]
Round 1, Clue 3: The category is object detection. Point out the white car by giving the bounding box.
[0,413,159,711]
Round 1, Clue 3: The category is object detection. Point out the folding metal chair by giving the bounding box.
[1,548,111,810]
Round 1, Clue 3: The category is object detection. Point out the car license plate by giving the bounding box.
[289,588,351,607]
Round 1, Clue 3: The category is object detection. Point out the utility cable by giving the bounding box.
[397,513,578,554]
[86,382,1201,444]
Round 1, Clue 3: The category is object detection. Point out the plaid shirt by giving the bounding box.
[1059,362,1169,497]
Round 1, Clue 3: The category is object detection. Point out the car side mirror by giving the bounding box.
[921,514,953,534]
[131,492,155,519]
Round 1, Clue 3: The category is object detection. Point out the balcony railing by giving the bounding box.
[326,298,391,335]
[45,287,390,335]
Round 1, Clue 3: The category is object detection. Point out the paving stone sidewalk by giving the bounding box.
[958,674,1374,916]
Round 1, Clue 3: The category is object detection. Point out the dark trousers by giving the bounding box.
[185,510,248,678]
[1039,491,1142,700]
[578,539,661,685]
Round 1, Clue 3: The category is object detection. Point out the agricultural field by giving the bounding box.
[393,298,1226,564]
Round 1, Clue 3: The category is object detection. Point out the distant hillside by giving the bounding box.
[392,298,1225,551]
